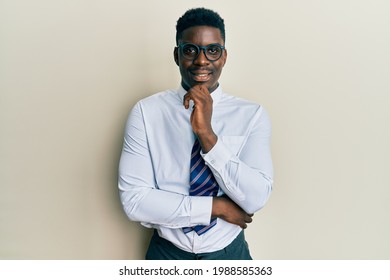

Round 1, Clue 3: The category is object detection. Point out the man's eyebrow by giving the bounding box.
[179,42,223,46]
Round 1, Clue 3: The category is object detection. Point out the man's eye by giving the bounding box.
[207,47,221,54]
[183,47,197,55]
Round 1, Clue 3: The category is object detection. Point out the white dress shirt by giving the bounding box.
[118,85,273,254]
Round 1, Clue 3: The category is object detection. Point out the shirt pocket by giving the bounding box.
[220,136,246,156]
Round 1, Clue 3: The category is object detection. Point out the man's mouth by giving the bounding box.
[190,72,212,82]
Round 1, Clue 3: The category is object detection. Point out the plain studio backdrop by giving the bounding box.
[1,0,389,259]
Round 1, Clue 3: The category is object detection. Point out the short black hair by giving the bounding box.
[176,8,225,45]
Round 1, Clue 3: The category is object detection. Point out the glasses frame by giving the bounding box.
[178,43,225,62]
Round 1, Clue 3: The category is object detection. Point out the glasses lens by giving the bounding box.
[181,44,199,60]
[205,44,223,61]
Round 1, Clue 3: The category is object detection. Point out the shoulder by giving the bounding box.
[219,91,266,114]
[219,90,271,125]
[130,89,180,113]
[219,89,259,106]
[138,89,177,106]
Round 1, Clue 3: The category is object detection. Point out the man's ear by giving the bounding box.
[222,48,228,67]
[173,47,179,66]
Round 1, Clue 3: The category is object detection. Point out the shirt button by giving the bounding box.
[211,160,215,164]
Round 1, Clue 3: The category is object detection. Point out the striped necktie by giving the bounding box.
[183,138,219,235]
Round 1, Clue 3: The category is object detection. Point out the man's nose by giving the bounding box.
[193,49,210,65]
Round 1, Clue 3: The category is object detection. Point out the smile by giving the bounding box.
[191,72,211,82]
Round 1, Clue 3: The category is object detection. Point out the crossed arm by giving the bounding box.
[119,85,273,229]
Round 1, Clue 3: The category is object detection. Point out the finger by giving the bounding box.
[196,84,210,95]
[183,88,201,109]
[243,214,252,223]
[183,93,191,109]
[241,222,248,229]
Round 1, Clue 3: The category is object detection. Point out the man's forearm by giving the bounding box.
[197,131,218,153]
[119,185,213,228]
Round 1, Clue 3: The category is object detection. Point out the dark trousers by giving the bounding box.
[145,230,252,260]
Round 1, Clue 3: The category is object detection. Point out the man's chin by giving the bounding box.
[182,80,217,92]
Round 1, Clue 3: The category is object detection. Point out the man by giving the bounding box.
[118,8,273,260]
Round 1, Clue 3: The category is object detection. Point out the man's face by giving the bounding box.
[174,26,227,93]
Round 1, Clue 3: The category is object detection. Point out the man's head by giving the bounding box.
[175,8,225,45]
[174,8,227,93]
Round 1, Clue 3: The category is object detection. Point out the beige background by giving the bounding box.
[1,0,389,259]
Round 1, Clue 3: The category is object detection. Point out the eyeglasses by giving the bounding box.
[178,43,225,62]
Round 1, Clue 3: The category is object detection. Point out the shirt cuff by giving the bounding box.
[190,196,213,226]
[201,137,233,171]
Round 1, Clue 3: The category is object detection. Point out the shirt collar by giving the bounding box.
[177,84,223,107]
